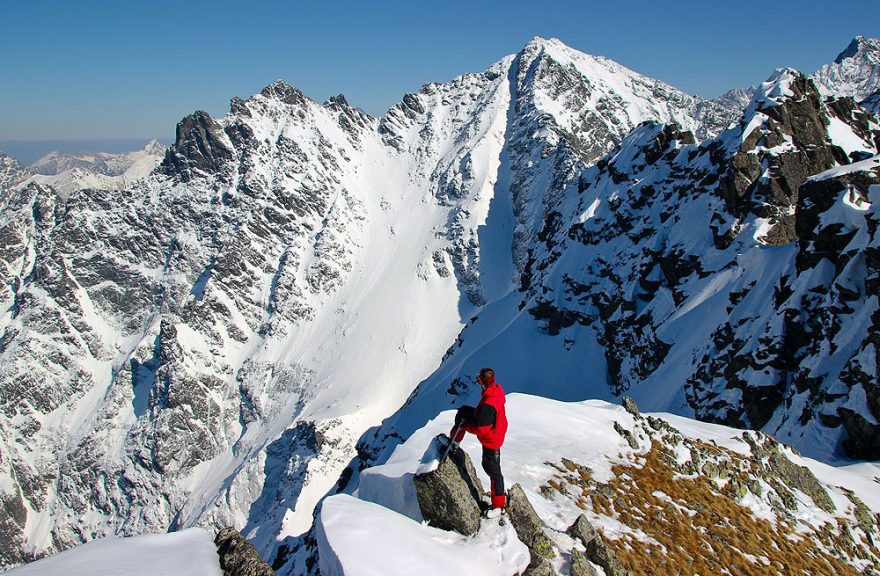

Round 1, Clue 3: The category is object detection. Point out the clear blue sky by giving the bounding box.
[2,0,878,144]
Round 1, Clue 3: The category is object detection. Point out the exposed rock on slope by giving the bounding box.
[215,528,277,576]
[413,442,483,536]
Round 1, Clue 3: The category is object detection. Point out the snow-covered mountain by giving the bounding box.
[19,140,165,196]
[813,35,880,105]
[0,153,30,191]
[0,35,878,575]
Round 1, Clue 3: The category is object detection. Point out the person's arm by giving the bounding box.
[470,403,497,429]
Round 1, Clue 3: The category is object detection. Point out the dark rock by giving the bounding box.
[838,408,880,460]
[260,80,307,107]
[570,548,601,576]
[215,527,276,576]
[567,513,629,576]
[507,484,556,573]
[413,443,483,536]
[585,536,630,576]
[622,397,640,418]
[752,442,836,513]
[613,421,640,450]
[160,110,234,182]
[717,73,842,241]
[524,558,555,576]
[567,513,598,546]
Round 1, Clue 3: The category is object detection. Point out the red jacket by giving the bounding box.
[462,382,508,450]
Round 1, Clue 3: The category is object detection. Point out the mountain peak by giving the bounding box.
[812,36,880,101]
[834,35,880,64]
[523,36,564,49]
[259,79,308,106]
[747,67,806,113]
[519,36,583,63]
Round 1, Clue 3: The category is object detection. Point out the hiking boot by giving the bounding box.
[483,507,505,520]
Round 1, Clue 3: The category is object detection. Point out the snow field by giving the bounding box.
[5,528,222,576]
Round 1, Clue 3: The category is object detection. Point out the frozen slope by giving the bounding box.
[4,528,221,576]
[331,395,880,575]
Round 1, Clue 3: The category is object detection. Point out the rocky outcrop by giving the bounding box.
[567,515,630,576]
[215,528,276,576]
[718,72,844,245]
[412,447,569,575]
[412,443,483,536]
[506,484,556,575]
[160,110,234,181]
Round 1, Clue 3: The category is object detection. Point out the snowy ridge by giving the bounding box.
[325,395,880,575]
[352,67,879,485]
[4,528,221,576]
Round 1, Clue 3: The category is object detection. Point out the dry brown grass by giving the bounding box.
[541,441,879,576]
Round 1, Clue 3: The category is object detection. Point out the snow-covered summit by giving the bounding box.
[813,35,880,102]
[746,67,799,111]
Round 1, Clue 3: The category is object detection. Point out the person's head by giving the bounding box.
[477,367,495,388]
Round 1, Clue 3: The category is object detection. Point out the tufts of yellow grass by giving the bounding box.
[540,437,879,576]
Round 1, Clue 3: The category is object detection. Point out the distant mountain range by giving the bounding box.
[0,140,165,196]
[0,35,878,575]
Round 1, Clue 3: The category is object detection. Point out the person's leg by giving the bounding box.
[481,447,506,508]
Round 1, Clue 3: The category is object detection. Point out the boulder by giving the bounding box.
[507,484,556,574]
[570,548,601,576]
[214,527,276,576]
[568,514,630,576]
[622,396,640,417]
[413,442,483,536]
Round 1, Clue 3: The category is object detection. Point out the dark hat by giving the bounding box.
[477,367,495,386]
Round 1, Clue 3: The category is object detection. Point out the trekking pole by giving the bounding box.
[439,419,463,464]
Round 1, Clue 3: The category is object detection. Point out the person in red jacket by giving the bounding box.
[451,367,508,515]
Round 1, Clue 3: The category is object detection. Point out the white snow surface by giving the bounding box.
[813,36,880,102]
[317,494,529,576]
[328,395,880,573]
[4,528,221,576]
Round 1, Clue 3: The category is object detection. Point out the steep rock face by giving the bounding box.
[160,110,236,181]
[796,159,880,459]
[520,71,880,452]
[717,70,847,245]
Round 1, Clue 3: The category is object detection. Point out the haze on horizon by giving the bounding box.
[1,0,878,156]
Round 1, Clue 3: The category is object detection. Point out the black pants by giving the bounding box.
[481,447,505,499]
